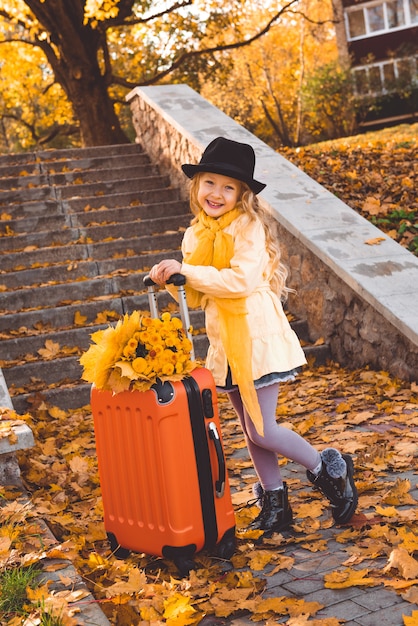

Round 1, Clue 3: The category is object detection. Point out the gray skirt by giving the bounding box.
[216,367,300,393]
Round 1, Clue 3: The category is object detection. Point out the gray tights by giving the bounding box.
[228,383,321,491]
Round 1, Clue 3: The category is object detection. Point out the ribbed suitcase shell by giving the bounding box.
[91,367,235,560]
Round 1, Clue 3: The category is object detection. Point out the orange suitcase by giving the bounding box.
[90,275,235,574]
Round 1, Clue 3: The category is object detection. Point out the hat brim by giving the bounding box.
[181,163,266,195]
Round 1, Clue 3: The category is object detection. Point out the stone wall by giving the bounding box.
[278,228,415,380]
[127,85,418,382]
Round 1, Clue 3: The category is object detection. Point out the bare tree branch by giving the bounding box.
[101,0,193,29]
[110,0,301,88]
[1,112,78,144]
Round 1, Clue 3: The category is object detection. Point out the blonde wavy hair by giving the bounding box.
[188,173,291,300]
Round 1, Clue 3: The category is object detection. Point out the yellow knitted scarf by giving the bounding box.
[184,209,264,436]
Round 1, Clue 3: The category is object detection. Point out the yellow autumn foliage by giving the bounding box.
[79,310,195,392]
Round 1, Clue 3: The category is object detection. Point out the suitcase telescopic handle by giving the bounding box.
[143,273,195,361]
[208,421,226,498]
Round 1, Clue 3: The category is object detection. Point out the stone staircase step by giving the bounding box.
[6,332,210,413]
[0,270,154,313]
[85,231,184,260]
[35,143,145,162]
[0,143,144,170]
[0,226,79,254]
[75,213,190,243]
[0,174,171,207]
[2,213,72,234]
[0,290,203,339]
[0,163,155,190]
[0,229,183,274]
[2,305,206,361]
[61,186,180,212]
[1,200,189,236]
[0,213,188,255]
[0,151,38,169]
[57,174,171,200]
[70,199,190,226]
[8,342,330,415]
[0,250,183,290]
[0,186,56,206]
[0,199,62,220]
[0,142,331,412]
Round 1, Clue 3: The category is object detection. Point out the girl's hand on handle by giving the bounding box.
[149,259,182,285]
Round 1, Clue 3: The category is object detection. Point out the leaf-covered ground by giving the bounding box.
[1,122,417,624]
[2,363,417,625]
[281,123,418,256]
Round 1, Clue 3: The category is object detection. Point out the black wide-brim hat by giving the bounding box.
[181,137,266,194]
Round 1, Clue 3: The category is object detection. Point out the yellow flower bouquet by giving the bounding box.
[80,310,196,394]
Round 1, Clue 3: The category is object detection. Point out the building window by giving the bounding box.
[410,0,418,22]
[346,0,416,39]
[387,0,405,27]
[353,54,418,95]
[367,4,385,31]
[348,10,366,36]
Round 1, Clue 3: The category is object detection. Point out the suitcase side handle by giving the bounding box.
[208,421,226,498]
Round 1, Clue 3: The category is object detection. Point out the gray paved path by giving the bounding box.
[228,460,418,626]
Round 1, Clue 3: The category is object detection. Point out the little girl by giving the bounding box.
[149,136,358,534]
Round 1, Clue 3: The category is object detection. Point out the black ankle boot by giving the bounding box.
[248,482,293,533]
[307,450,358,525]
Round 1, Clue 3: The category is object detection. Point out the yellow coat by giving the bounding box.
[171,213,307,387]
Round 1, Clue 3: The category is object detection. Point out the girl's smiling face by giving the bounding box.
[197,172,241,218]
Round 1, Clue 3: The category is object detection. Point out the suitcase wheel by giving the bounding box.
[216,528,236,560]
[107,532,130,559]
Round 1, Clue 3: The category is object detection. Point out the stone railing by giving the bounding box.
[127,84,418,382]
[0,369,34,485]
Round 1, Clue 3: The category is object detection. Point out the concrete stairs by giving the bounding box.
[0,144,330,413]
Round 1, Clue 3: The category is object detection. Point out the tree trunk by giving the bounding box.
[25,0,130,146]
[63,68,130,146]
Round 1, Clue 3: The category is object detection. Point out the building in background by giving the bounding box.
[333,0,418,128]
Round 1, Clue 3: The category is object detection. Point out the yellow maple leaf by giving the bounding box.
[362,196,381,215]
[48,406,67,420]
[0,535,12,554]
[69,456,90,486]
[287,598,324,618]
[74,310,88,325]
[402,587,418,604]
[288,616,343,626]
[324,568,377,588]
[248,549,275,570]
[336,402,351,413]
[403,610,418,625]
[375,505,398,517]
[384,548,418,580]
[140,605,162,621]
[163,592,196,625]
[253,597,323,620]
[38,339,60,359]
[286,614,312,625]
[365,236,386,246]
[26,581,51,602]
[385,579,418,590]
[266,555,295,576]
[398,528,418,553]
[105,567,147,598]
[294,501,324,519]
[94,309,120,324]
[394,441,418,456]
[88,552,108,569]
